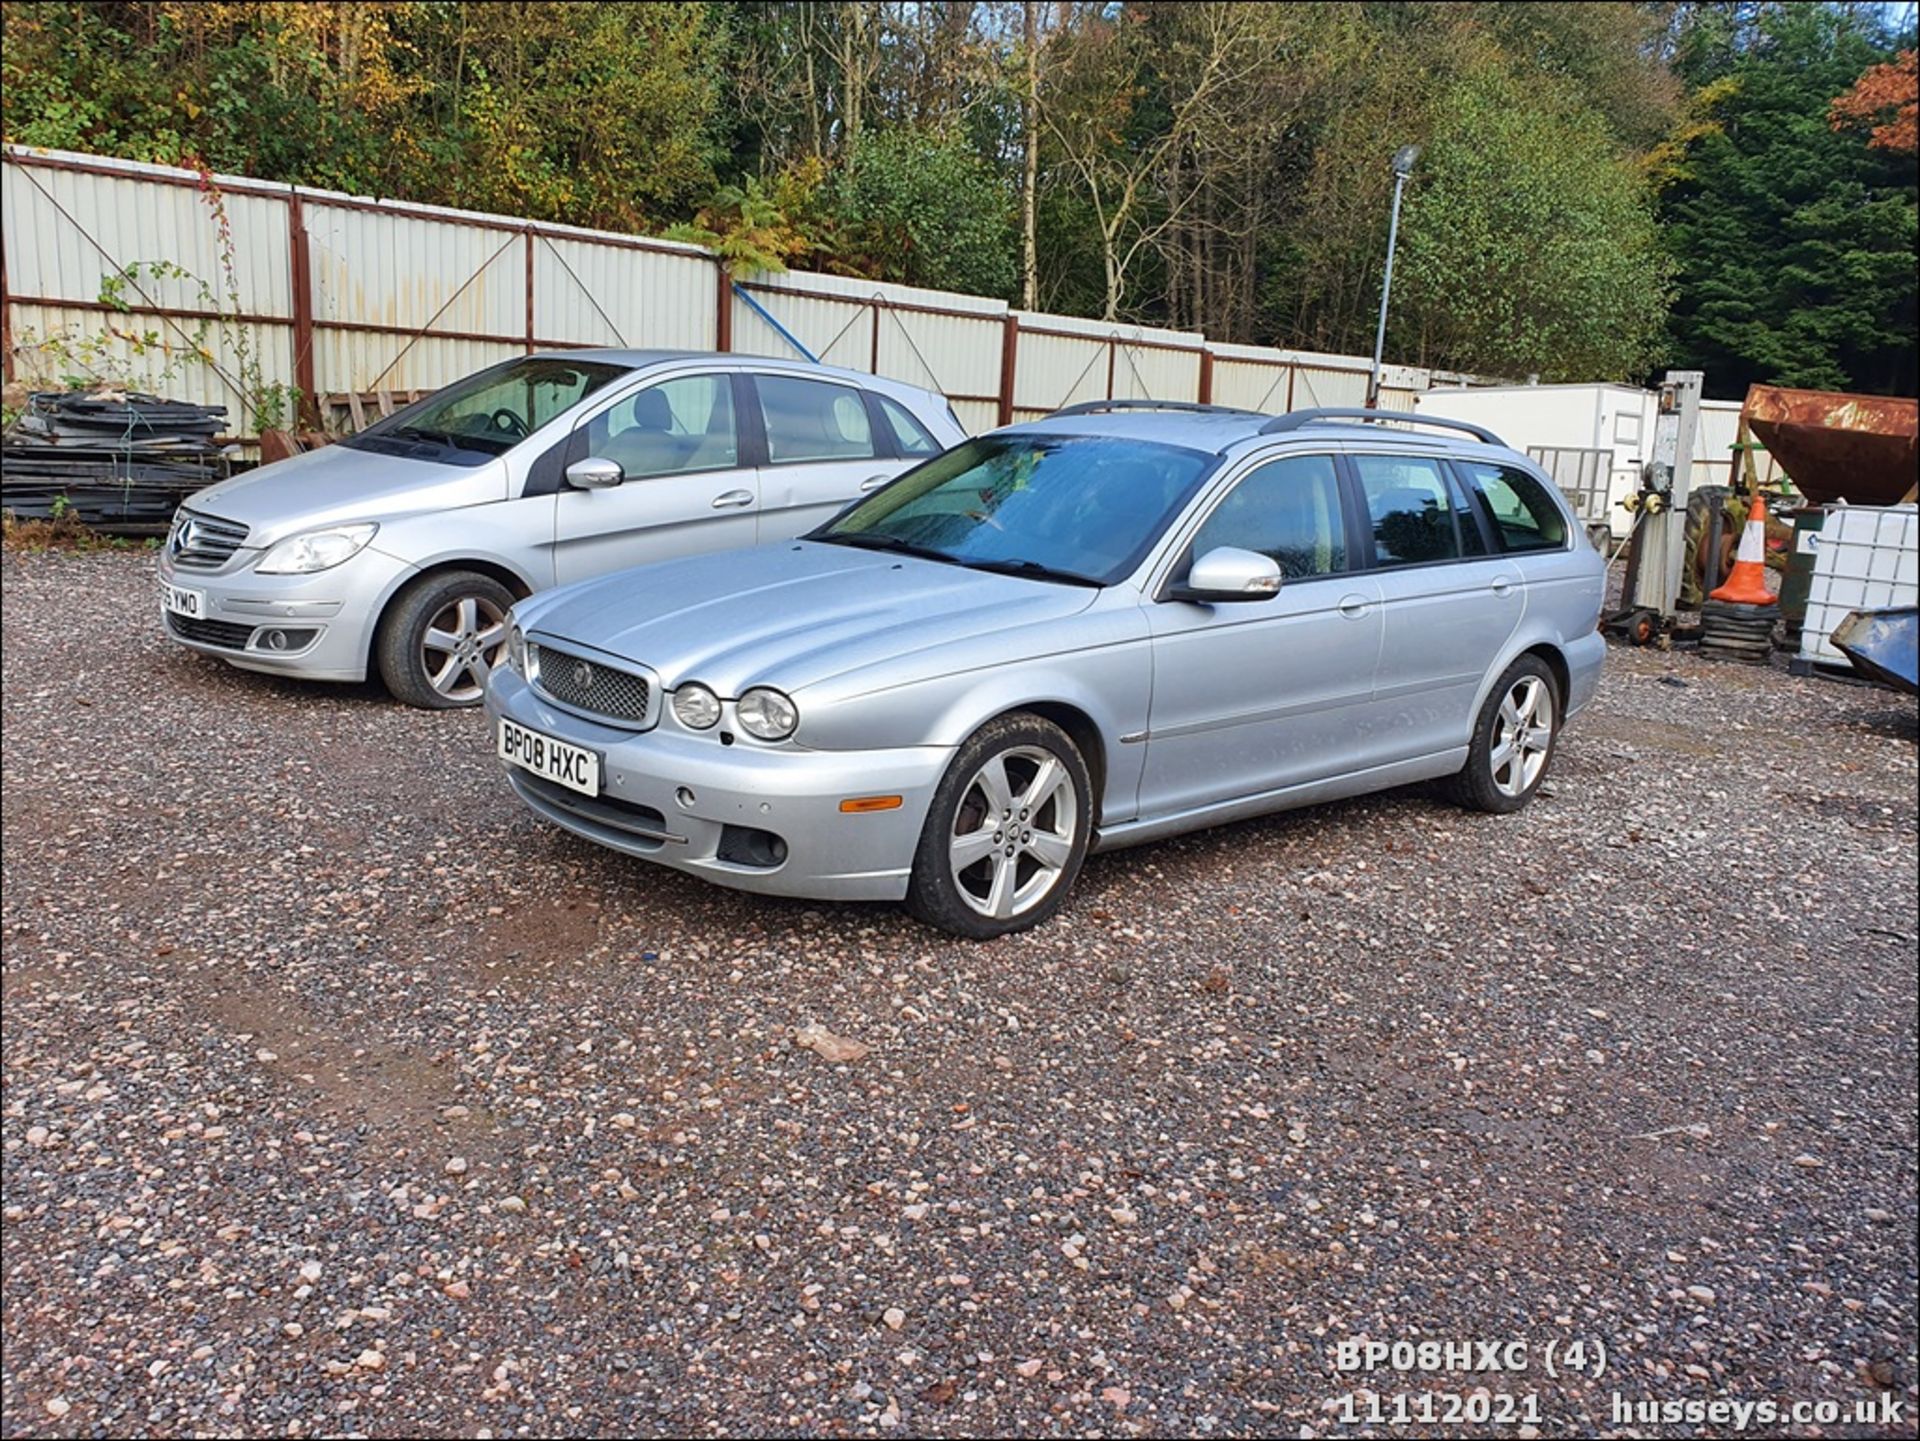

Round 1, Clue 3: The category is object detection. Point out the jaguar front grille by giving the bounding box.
[531,644,654,727]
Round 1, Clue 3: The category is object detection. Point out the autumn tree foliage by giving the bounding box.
[1831,49,1919,153]
[1,1,1914,393]
[1660,7,1917,399]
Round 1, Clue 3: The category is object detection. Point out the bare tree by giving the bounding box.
[1152,3,1363,339]
[1020,0,1043,309]
[1042,3,1268,321]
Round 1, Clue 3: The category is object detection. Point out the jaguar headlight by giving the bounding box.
[736,687,798,741]
[505,624,527,676]
[672,682,721,730]
[255,523,378,575]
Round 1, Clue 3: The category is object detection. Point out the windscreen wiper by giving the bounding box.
[956,557,1102,588]
[388,425,464,447]
[816,532,959,565]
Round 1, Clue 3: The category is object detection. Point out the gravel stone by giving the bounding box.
[2,550,1915,1436]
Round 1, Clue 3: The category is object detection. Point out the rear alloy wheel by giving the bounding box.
[377,570,515,709]
[907,714,1092,939]
[1448,654,1561,814]
[1489,674,1555,798]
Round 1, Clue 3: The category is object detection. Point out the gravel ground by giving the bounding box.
[3,548,1916,1439]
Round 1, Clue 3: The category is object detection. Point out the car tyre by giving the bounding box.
[906,713,1093,939]
[376,570,515,710]
[1448,654,1561,814]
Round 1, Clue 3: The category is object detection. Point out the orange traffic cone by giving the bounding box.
[1709,491,1776,606]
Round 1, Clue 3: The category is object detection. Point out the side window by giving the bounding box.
[1444,468,1490,556]
[1459,462,1568,552]
[1352,454,1461,567]
[585,375,737,480]
[878,395,942,456]
[1186,454,1347,580]
[757,375,877,464]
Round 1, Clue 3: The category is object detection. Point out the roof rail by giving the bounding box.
[1050,398,1262,419]
[1258,407,1507,447]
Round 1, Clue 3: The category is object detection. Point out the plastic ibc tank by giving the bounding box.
[1797,503,1919,666]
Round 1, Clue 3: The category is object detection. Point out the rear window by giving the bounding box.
[1444,468,1490,556]
[879,395,942,456]
[757,375,877,463]
[1351,454,1461,567]
[1459,462,1568,552]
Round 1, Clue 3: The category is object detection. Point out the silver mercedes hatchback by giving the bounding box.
[486,403,1607,938]
[156,351,963,707]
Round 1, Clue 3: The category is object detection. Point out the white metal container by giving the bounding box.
[1526,445,1613,534]
[1697,399,1786,491]
[1798,503,1919,665]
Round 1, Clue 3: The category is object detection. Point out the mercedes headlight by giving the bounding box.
[672,682,721,730]
[736,687,798,741]
[255,523,378,575]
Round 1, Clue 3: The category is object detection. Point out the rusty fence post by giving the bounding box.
[714,260,732,352]
[998,313,1020,427]
[524,228,536,354]
[1,236,12,386]
[1198,349,1214,406]
[288,193,318,428]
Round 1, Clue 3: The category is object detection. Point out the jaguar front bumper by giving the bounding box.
[486,665,952,903]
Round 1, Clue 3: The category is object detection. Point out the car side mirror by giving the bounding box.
[566,456,624,490]
[1168,546,1283,603]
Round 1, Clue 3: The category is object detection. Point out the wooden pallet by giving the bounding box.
[318,388,428,432]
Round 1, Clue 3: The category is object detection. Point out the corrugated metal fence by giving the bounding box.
[3,145,1463,444]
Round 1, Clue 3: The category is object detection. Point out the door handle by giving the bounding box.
[859,473,891,493]
[710,489,755,510]
[1491,577,1516,598]
[1338,594,1370,618]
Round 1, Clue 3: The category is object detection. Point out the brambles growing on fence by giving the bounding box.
[9,166,300,433]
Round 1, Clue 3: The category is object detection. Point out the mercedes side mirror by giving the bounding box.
[1168,546,1283,603]
[566,456,624,490]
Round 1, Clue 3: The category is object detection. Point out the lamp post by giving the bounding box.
[1366,144,1420,409]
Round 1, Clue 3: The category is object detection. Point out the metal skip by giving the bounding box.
[1829,607,1919,695]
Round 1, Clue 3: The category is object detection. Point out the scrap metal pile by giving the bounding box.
[1,390,234,534]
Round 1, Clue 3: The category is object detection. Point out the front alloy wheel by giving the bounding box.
[421,594,508,704]
[377,569,517,710]
[908,713,1093,939]
[948,745,1079,921]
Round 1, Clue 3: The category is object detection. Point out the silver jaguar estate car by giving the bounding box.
[157,351,963,707]
[486,403,1606,938]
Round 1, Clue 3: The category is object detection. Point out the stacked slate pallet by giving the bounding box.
[1,391,235,534]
